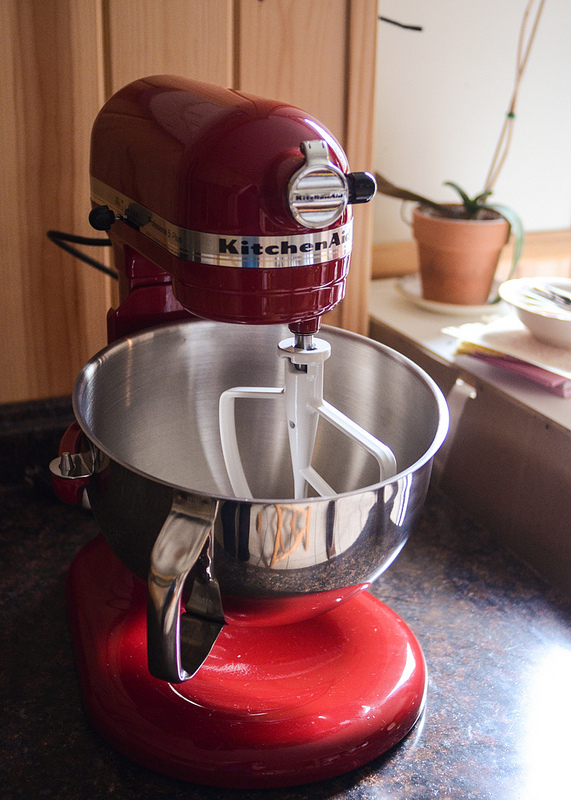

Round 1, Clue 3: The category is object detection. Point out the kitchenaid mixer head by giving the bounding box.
[88,74,376,337]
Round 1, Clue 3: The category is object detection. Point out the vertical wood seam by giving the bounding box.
[339,0,378,333]
[100,0,113,100]
[231,0,240,88]
[342,0,352,147]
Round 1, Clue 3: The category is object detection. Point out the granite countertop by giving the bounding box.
[2,399,571,800]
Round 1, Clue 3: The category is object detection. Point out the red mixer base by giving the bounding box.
[67,535,426,789]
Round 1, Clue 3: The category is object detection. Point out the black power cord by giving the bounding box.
[46,230,118,279]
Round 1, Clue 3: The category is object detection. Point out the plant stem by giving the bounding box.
[483,0,546,194]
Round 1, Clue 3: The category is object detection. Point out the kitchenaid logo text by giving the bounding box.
[218,228,350,257]
[292,192,345,202]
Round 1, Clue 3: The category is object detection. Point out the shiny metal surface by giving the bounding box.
[74,321,448,595]
[49,450,93,480]
[146,493,224,682]
[287,140,349,228]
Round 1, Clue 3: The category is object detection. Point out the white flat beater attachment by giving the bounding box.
[219,334,397,499]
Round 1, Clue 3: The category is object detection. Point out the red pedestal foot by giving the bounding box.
[68,535,426,788]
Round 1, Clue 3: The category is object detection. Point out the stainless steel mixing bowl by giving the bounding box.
[67,321,448,681]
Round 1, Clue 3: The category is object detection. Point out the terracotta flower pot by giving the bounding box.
[412,205,510,305]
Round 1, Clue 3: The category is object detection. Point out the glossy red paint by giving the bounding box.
[90,76,349,235]
[90,75,352,334]
[105,225,347,340]
[68,535,427,788]
[220,584,368,627]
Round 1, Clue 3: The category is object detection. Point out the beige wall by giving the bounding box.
[373,0,571,242]
[1,0,377,404]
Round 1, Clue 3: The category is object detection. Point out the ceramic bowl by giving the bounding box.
[499,278,571,349]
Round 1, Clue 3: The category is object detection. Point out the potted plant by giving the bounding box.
[375,0,544,306]
[375,177,522,305]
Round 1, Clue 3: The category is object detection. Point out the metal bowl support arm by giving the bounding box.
[147,493,224,682]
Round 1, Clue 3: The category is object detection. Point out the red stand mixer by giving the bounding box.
[51,75,448,788]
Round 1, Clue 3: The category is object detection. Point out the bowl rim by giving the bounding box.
[72,320,451,503]
[499,277,571,321]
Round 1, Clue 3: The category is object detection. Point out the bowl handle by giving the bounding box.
[49,421,93,505]
[147,493,225,682]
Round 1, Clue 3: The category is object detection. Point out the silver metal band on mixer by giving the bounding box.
[90,177,353,269]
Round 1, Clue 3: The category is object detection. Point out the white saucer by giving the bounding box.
[395,274,500,316]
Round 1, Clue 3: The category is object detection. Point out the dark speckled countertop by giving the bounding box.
[2,398,571,800]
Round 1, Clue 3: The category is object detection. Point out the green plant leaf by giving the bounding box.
[487,203,525,281]
[443,181,471,206]
[443,182,480,217]
[473,191,493,206]
[443,183,497,218]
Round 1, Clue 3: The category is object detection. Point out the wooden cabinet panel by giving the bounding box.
[1,2,29,401]
[105,0,234,92]
[237,0,347,139]
[1,0,377,404]
[1,0,109,404]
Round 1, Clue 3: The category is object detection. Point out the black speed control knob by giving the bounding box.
[89,205,116,231]
[347,172,377,205]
